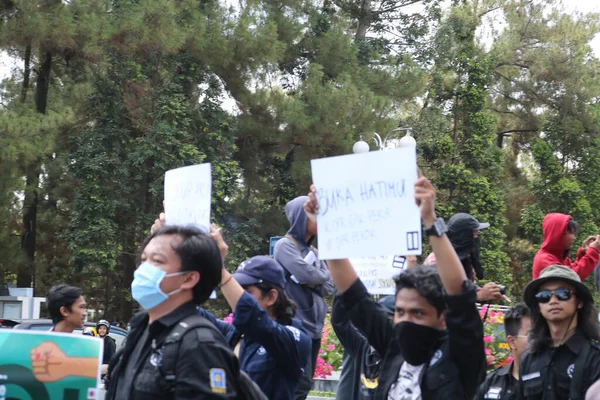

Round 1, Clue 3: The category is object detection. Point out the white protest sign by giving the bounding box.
[350,256,408,295]
[311,147,421,260]
[164,163,212,232]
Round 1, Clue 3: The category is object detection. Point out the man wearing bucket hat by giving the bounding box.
[520,265,600,399]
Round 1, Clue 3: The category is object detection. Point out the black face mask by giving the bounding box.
[470,236,483,280]
[395,321,446,365]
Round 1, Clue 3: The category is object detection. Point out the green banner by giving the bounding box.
[0,330,102,400]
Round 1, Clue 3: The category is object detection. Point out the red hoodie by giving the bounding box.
[532,213,600,280]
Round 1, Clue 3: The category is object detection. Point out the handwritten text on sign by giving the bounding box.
[164,163,212,232]
[350,256,408,295]
[311,148,421,260]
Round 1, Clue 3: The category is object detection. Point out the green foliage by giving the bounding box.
[2,0,600,319]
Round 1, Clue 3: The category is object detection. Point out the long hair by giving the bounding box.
[254,282,297,324]
[529,296,600,353]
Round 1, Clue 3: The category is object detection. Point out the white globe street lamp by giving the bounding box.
[352,138,370,154]
[352,127,415,153]
[398,131,417,148]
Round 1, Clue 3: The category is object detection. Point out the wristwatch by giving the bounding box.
[424,218,447,237]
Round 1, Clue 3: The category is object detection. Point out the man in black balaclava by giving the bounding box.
[424,213,505,303]
[447,213,488,281]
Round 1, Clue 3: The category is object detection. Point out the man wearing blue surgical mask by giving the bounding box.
[105,226,244,399]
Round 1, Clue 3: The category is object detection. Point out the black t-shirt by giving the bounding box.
[475,363,518,400]
[114,326,149,399]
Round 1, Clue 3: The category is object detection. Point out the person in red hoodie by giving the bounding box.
[532,213,600,280]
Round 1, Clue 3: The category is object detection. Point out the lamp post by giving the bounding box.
[352,127,416,153]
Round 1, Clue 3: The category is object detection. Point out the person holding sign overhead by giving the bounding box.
[274,195,335,399]
[303,173,486,399]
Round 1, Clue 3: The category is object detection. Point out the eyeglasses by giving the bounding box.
[535,288,574,304]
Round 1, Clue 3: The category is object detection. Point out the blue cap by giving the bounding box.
[232,256,287,289]
[378,295,396,315]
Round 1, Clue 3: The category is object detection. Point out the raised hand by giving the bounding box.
[477,282,503,303]
[151,212,165,234]
[590,235,600,252]
[582,236,596,251]
[210,224,229,262]
[304,184,319,222]
[414,174,437,226]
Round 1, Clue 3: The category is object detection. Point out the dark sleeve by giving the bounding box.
[340,278,394,358]
[446,282,486,400]
[197,307,238,348]
[519,351,531,399]
[233,292,311,377]
[586,347,600,389]
[175,330,240,399]
[331,295,368,359]
[105,338,117,364]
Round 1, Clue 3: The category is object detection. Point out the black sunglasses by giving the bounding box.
[535,288,575,304]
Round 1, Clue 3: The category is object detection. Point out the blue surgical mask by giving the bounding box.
[131,261,188,310]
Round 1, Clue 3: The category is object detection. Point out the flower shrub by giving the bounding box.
[315,316,343,378]
[479,305,512,372]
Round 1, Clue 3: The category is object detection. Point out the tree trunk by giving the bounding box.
[35,52,52,114]
[19,167,39,288]
[496,132,504,148]
[20,43,31,103]
[356,0,372,40]
[18,51,53,289]
[120,245,135,322]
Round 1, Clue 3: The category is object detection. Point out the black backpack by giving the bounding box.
[158,313,268,400]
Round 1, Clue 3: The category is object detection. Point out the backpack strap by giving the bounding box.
[569,339,592,400]
[158,314,221,391]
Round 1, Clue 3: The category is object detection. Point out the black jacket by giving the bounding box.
[341,279,486,400]
[102,335,117,365]
[105,302,241,399]
[520,330,600,400]
[475,363,518,400]
[331,295,382,400]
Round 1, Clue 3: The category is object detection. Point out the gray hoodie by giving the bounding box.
[274,196,335,339]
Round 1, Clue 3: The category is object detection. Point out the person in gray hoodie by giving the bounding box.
[274,195,335,400]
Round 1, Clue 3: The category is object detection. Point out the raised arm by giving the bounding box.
[415,175,467,294]
[330,295,368,359]
[209,224,247,312]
